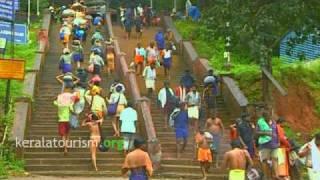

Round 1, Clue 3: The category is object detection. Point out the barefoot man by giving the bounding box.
[195,131,213,180]
[122,138,153,180]
[222,140,253,180]
[206,113,225,168]
[53,85,76,155]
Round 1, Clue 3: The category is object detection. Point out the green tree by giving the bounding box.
[201,0,320,103]
[203,0,320,66]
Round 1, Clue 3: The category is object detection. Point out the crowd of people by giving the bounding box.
[53,0,142,174]
[119,3,161,40]
[50,1,320,180]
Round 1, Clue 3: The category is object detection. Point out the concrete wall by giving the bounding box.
[162,16,248,118]
[106,12,161,167]
[9,10,52,159]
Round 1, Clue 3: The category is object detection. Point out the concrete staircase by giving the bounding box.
[24,22,233,179]
[24,22,125,177]
[113,24,231,179]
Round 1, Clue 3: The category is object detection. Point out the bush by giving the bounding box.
[19,0,49,13]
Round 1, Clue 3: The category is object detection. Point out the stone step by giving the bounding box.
[25,157,225,167]
[24,152,124,159]
[25,163,123,171]
[27,170,227,179]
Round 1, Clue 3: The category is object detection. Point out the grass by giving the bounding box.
[175,19,320,140]
[0,22,41,105]
[0,21,41,178]
[175,20,262,102]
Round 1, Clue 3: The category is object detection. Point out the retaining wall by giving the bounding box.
[162,16,248,118]
[106,12,160,167]
[9,10,51,159]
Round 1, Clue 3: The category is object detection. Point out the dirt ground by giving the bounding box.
[274,81,320,137]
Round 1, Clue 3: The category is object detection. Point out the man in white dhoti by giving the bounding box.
[185,85,200,132]
[299,133,320,180]
[143,63,156,97]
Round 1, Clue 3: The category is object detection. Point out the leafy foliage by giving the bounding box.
[202,0,320,65]
[19,0,49,13]
[0,22,40,105]
[0,21,40,178]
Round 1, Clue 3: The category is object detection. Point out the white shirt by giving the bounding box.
[158,87,174,108]
[89,54,104,66]
[135,47,146,57]
[108,92,127,105]
[60,26,71,35]
[147,46,158,59]
[120,107,138,133]
[110,83,126,93]
[143,66,156,80]
[163,49,172,59]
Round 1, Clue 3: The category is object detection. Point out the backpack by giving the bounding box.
[165,88,178,106]
[59,31,65,40]
[93,16,102,26]
[169,108,180,128]
[58,57,64,70]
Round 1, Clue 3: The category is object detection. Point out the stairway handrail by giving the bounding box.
[162,15,249,117]
[105,12,160,166]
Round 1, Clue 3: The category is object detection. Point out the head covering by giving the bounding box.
[91,75,101,83]
[115,85,123,92]
[204,132,213,139]
[73,39,81,45]
[63,48,70,54]
[91,85,101,95]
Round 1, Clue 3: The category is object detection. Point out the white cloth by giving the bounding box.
[158,88,174,108]
[90,54,104,66]
[145,79,155,90]
[135,47,146,57]
[143,66,156,80]
[108,92,127,105]
[187,105,199,119]
[176,86,186,102]
[311,139,320,172]
[137,6,144,16]
[73,87,85,114]
[60,26,71,35]
[204,75,216,84]
[185,91,200,106]
[120,107,137,133]
[163,49,172,59]
[110,83,126,93]
[146,47,158,59]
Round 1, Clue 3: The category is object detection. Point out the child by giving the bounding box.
[81,113,103,171]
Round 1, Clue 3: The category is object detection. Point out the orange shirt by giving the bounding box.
[230,127,238,141]
[122,149,153,176]
[276,124,291,149]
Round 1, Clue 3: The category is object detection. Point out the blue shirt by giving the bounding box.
[174,110,189,129]
[180,74,195,88]
[155,32,165,49]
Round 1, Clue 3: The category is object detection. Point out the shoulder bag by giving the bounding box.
[107,94,121,116]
